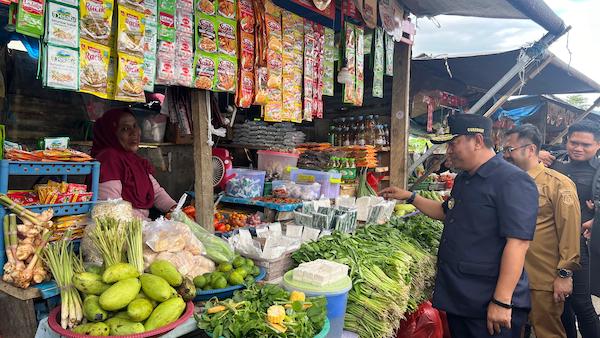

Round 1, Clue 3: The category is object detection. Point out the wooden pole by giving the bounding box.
[550,96,600,144]
[191,90,214,231]
[390,42,412,189]
[483,55,554,118]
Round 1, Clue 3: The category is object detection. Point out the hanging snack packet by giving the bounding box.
[372,27,384,98]
[46,2,79,48]
[177,0,193,13]
[265,14,282,89]
[342,23,356,104]
[143,56,156,92]
[144,0,157,17]
[80,0,114,45]
[239,31,253,71]
[355,26,364,106]
[143,20,158,56]
[264,88,282,122]
[118,0,144,13]
[195,14,218,53]
[385,32,393,76]
[158,0,176,42]
[175,54,194,87]
[196,0,215,15]
[115,53,145,102]
[117,7,145,57]
[45,45,79,90]
[177,9,194,36]
[176,33,194,56]
[236,70,254,108]
[79,39,110,98]
[193,51,216,90]
[322,27,334,96]
[238,0,253,33]
[54,0,78,7]
[16,0,46,38]
[253,67,268,105]
[155,41,175,84]
[217,17,236,56]
[215,55,236,92]
[217,0,235,20]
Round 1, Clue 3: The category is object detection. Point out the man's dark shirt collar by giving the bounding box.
[460,153,502,179]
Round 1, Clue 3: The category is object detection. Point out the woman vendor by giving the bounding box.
[92,108,177,220]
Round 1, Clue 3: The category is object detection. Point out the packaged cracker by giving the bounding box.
[238,0,253,33]
[265,14,282,90]
[355,26,364,106]
[46,2,79,48]
[322,27,334,96]
[143,20,158,56]
[239,31,253,71]
[193,51,216,90]
[217,17,236,56]
[195,14,217,53]
[155,53,175,85]
[217,0,235,20]
[177,9,194,36]
[118,0,144,13]
[158,0,176,42]
[176,33,194,56]
[144,0,157,17]
[372,27,384,98]
[115,53,145,102]
[117,6,145,57]
[196,0,215,15]
[45,45,79,91]
[175,55,194,87]
[80,0,114,45]
[17,0,46,38]
[264,88,282,122]
[143,56,156,91]
[79,39,110,98]
[235,70,254,108]
[215,55,236,92]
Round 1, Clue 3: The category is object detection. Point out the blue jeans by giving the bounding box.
[561,236,600,338]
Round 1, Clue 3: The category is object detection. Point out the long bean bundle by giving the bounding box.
[292,219,439,338]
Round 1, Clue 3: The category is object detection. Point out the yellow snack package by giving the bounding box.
[80,0,114,45]
[115,53,145,102]
[117,6,145,57]
[79,39,111,98]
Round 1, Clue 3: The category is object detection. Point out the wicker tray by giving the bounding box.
[252,251,296,282]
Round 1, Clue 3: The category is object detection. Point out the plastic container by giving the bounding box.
[283,270,352,338]
[137,114,167,143]
[289,169,342,199]
[205,318,330,338]
[257,150,299,179]
[225,168,266,198]
[272,180,321,200]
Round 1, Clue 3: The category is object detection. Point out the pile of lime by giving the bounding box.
[193,256,261,291]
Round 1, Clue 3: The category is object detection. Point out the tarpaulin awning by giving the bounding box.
[399,0,565,35]
[491,103,543,122]
[412,50,600,95]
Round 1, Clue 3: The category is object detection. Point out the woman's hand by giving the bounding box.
[379,187,413,201]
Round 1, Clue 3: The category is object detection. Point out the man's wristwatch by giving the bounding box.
[558,269,573,278]
[406,191,418,204]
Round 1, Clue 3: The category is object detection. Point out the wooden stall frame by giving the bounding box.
[192,90,215,232]
[390,42,412,189]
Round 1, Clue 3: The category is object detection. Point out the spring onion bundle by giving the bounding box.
[292,221,438,338]
[42,231,83,329]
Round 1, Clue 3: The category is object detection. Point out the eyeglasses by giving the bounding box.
[499,144,533,154]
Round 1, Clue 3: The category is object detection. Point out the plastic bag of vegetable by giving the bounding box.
[170,195,235,264]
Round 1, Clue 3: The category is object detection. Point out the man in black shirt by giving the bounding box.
[540,120,600,338]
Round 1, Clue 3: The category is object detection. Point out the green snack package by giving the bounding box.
[322,27,334,97]
[372,27,384,98]
[385,32,394,76]
[17,0,46,38]
[157,0,175,41]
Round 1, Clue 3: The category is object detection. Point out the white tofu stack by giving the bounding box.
[292,259,349,286]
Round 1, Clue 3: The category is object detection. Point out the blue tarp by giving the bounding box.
[491,103,543,124]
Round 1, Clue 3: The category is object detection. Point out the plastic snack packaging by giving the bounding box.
[217,17,236,56]
[117,6,145,57]
[215,55,237,93]
[46,2,79,48]
[115,52,145,102]
[17,0,46,38]
[217,0,235,19]
[45,45,79,91]
[195,13,218,53]
[193,51,216,90]
[196,0,215,15]
[79,39,111,98]
[157,0,176,41]
[80,0,114,45]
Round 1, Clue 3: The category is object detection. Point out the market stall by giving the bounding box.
[0,0,573,337]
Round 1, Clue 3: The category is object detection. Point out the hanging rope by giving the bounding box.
[565,30,573,75]
[444,57,453,79]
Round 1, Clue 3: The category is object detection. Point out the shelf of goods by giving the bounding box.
[0,160,100,299]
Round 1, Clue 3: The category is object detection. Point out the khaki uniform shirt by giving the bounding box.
[526,163,581,291]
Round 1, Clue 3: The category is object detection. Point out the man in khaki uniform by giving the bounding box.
[503,124,581,338]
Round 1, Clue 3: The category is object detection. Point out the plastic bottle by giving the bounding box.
[328,125,336,145]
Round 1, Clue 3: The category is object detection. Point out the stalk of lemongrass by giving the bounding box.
[91,217,126,267]
[126,219,143,274]
[3,215,13,265]
[9,215,20,268]
[0,195,41,226]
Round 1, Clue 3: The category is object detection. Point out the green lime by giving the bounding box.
[228,272,244,285]
[193,275,207,288]
[245,259,255,267]
[204,285,213,291]
[233,257,246,268]
[219,263,233,273]
[251,266,260,277]
[210,272,224,283]
[212,276,228,289]
[234,267,248,278]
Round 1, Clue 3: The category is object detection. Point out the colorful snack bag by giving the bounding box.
[143,56,156,92]
[117,7,145,57]
[385,32,394,76]
[17,0,46,38]
[45,45,79,91]
[176,33,194,55]
[155,41,175,84]
[143,20,158,56]
[176,0,193,12]
[253,67,268,105]
[175,54,194,87]
[238,0,253,33]
[236,70,254,108]
[239,31,253,71]
[158,0,176,42]
[215,55,236,92]
[322,27,334,96]
[264,88,282,122]
[217,17,236,56]
[80,0,114,45]
[118,0,144,13]
[177,9,194,36]
[79,39,110,98]
[265,14,282,89]
[196,0,215,15]
[355,26,364,106]
[282,10,303,122]
[144,0,157,17]
[342,22,356,104]
[115,53,145,102]
[46,2,79,48]
[373,27,384,98]
[195,14,218,53]
[217,0,235,19]
[193,51,216,90]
